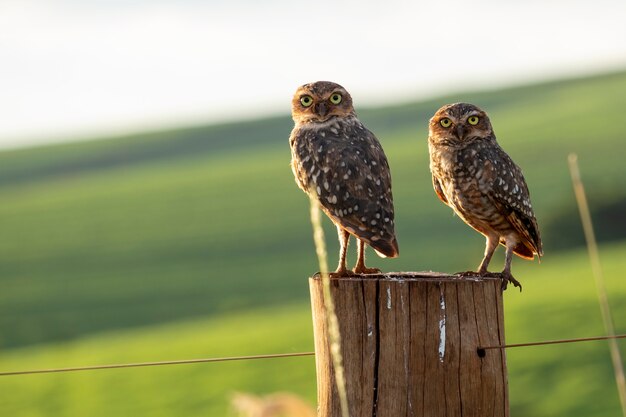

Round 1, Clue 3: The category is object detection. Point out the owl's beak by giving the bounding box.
[315,102,329,119]
[456,125,466,139]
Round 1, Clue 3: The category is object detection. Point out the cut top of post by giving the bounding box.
[310,271,503,284]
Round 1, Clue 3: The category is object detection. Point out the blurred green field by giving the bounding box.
[1,71,626,416]
[1,243,625,416]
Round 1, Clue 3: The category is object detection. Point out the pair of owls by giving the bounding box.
[289,81,542,290]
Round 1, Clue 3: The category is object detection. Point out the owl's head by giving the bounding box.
[428,103,494,147]
[291,81,355,124]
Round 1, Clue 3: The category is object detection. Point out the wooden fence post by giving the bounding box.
[309,273,508,417]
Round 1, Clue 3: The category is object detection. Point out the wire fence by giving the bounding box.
[0,351,315,377]
[1,334,624,377]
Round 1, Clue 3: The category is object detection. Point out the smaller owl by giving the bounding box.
[428,103,542,290]
[289,81,399,276]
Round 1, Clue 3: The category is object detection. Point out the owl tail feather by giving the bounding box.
[372,238,399,259]
[512,242,537,260]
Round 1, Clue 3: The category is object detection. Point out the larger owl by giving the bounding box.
[289,81,399,276]
[428,103,542,290]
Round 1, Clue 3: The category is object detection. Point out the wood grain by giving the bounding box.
[310,273,508,417]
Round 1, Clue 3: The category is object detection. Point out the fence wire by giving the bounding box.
[2,334,624,377]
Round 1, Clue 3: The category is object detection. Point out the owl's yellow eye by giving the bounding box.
[329,93,342,105]
[440,118,452,128]
[300,95,313,107]
[468,116,479,125]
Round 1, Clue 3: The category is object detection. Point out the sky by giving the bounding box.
[1,0,626,150]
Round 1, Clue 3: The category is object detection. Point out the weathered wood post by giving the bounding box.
[310,272,508,417]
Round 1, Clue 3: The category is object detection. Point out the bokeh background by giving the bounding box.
[1,1,626,416]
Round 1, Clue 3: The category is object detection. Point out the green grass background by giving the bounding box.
[1,71,625,416]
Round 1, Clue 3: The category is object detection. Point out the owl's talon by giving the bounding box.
[312,269,357,278]
[499,273,522,292]
[455,271,481,277]
[329,269,358,278]
[353,267,381,275]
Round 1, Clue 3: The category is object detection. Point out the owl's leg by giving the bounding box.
[500,242,522,292]
[329,227,355,277]
[457,234,497,277]
[477,235,499,275]
[353,239,381,275]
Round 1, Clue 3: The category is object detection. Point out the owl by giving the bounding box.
[427,103,542,290]
[289,81,399,276]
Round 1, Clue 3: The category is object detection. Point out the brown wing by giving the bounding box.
[483,146,543,259]
[289,120,398,258]
[432,175,449,206]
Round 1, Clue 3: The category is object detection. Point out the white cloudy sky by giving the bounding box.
[1,0,626,149]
